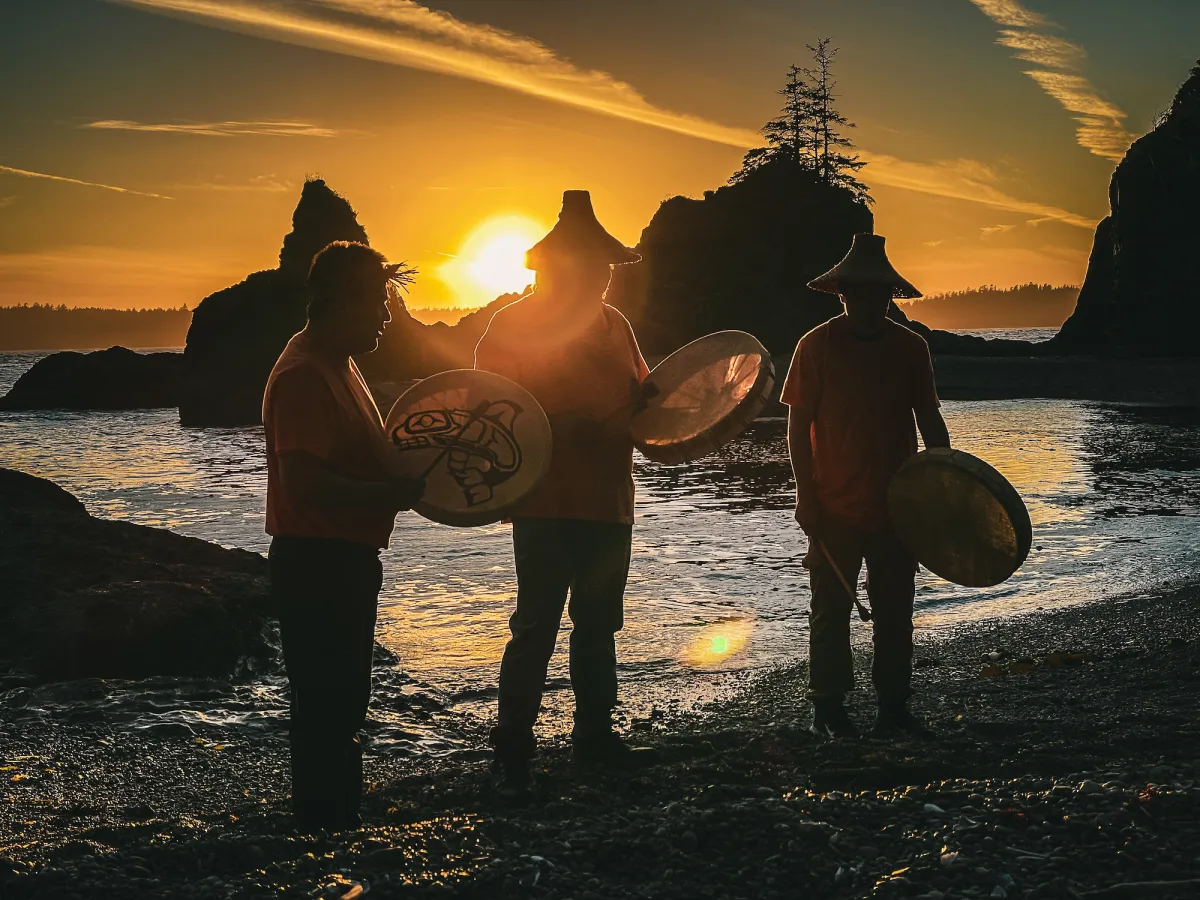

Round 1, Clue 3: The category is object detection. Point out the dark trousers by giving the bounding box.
[491,517,633,760]
[269,536,382,831]
[806,519,917,705]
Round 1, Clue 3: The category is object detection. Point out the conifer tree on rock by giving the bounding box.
[731,39,871,205]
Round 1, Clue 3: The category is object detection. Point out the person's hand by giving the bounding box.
[794,492,822,542]
[386,476,425,512]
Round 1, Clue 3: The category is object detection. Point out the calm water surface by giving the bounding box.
[2,349,1198,739]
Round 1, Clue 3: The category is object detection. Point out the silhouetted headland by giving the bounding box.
[0,304,191,352]
[898,284,1080,331]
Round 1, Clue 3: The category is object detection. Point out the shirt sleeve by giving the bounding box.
[780,334,820,419]
[267,366,339,460]
[910,335,942,416]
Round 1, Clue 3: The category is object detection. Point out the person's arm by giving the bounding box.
[781,336,822,538]
[280,451,423,516]
[787,405,821,538]
[269,367,423,518]
[913,338,951,449]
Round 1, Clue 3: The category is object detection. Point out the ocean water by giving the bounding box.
[2,347,1199,743]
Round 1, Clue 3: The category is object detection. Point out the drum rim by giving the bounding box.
[631,330,776,464]
[887,447,1033,586]
[385,368,553,527]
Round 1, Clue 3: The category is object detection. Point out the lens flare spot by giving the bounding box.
[683,620,753,668]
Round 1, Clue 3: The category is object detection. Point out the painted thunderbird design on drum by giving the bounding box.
[392,401,524,506]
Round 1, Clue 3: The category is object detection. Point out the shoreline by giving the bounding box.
[7,350,1200,413]
[4,580,1199,898]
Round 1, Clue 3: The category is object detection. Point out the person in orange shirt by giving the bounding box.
[782,234,951,740]
[475,191,658,797]
[263,241,424,832]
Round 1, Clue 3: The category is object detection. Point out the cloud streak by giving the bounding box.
[969,0,1134,161]
[84,119,343,137]
[107,0,760,148]
[0,164,174,199]
[103,0,1095,228]
[857,151,1097,229]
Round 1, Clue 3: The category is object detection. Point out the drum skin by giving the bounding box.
[887,448,1032,587]
[630,331,775,464]
[384,370,552,527]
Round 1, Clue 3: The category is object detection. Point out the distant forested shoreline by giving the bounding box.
[0,304,192,351]
[899,283,1079,330]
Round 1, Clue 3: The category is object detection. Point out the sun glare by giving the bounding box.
[440,216,545,309]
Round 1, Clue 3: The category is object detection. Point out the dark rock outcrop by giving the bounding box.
[0,468,274,683]
[1050,60,1200,356]
[0,346,183,411]
[607,162,1039,359]
[611,163,870,356]
[179,178,369,427]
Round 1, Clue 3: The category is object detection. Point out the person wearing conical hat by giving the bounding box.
[781,233,951,740]
[474,191,659,798]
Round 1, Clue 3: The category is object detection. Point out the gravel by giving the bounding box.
[3,581,1199,899]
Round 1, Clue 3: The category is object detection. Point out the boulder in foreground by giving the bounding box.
[0,468,274,683]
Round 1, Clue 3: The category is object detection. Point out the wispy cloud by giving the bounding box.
[106,0,760,148]
[173,174,295,192]
[981,223,1017,236]
[103,0,1096,228]
[969,0,1134,161]
[0,164,174,199]
[0,195,16,209]
[83,119,343,137]
[857,151,1098,230]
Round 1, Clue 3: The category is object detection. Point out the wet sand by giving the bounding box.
[3,580,1199,899]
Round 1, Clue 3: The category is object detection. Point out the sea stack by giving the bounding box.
[1052,60,1200,356]
[178,179,370,427]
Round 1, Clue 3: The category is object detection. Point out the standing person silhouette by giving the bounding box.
[263,241,424,831]
[475,191,659,799]
[783,234,951,739]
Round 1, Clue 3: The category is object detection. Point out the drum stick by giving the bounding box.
[817,541,872,623]
[418,400,491,480]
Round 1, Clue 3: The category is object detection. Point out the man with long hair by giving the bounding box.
[263,241,424,831]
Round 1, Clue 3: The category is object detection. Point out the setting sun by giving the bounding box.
[439,216,546,310]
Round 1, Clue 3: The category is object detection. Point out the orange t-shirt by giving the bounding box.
[263,331,396,549]
[780,315,940,532]
[474,297,650,524]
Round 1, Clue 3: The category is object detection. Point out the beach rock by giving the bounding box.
[1051,59,1200,356]
[0,346,183,411]
[609,162,870,357]
[179,178,369,427]
[0,468,274,682]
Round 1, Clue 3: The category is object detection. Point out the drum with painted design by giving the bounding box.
[385,369,552,527]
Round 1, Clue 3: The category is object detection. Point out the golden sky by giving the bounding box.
[1,0,1196,315]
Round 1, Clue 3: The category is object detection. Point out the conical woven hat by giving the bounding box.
[526,190,641,270]
[808,233,922,299]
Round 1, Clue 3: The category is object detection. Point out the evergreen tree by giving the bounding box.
[731,40,871,205]
[802,39,870,203]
